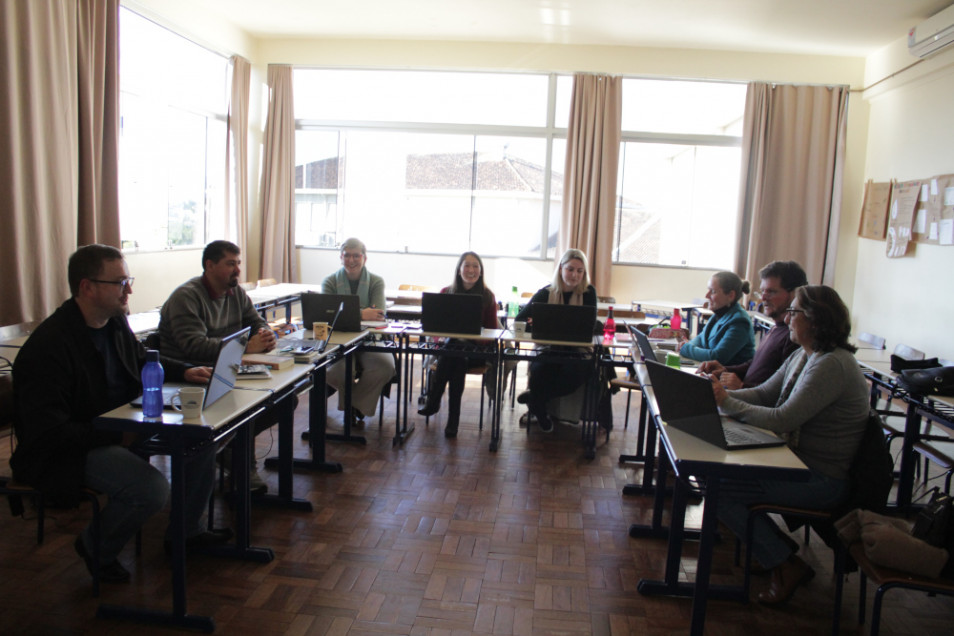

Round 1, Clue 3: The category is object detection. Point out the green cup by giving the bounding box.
[666,351,681,368]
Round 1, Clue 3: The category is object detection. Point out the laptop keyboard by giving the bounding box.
[723,423,778,446]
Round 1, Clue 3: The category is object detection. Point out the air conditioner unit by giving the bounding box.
[908,3,954,58]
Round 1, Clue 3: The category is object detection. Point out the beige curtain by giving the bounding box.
[559,74,622,294]
[259,64,297,283]
[0,0,120,326]
[735,83,848,286]
[226,55,250,270]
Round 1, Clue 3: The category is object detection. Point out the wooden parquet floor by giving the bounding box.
[1,369,953,635]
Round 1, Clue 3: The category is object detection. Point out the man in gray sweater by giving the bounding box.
[158,241,275,365]
[158,240,280,493]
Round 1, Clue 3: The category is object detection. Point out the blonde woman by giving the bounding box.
[514,248,597,432]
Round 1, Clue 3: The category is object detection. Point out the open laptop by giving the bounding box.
[628,324,699,368]
[421,292,483,335]
[530,303,596,343]
[300,292,362,332]
[278,301,343,354]
[131,327,251,411]
[644,359,785,450]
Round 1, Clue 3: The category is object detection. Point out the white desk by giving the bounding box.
[94,367,297,631]
[630,362,809,635]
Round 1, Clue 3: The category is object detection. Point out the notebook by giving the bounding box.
[420,292,483,335]
[643,359,785,450]
[131,327,251,410]
[530,303,596,343]
[628,324,699,368]
[300,292,362,332]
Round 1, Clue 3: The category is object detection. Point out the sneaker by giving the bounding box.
[516,390,531,405]
[539,415,554,433]
[74,535,130,583]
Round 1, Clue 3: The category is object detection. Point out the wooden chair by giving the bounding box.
[421,359,494,431]
[609,369,640,431]
[398,284,428,291]
[597,296,616,304]
[256,278,277,288]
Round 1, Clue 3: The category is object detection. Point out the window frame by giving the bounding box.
[294,69,569,260]
[117,7,230,253]
[613,78,746,270]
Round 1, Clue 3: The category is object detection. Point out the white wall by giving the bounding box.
[854,39,954,361]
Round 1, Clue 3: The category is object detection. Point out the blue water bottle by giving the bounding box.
[141,349,165,418]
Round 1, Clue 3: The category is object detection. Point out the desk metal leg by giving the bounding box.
[256,380,313,511]
[490,343,504,452]
[622,400,661,497]
[96,439,215,633]
[393,336,415,446]
[271,365,343,473]
[893,404,921,510]
[326,351,367,445]
[629,447,672,540]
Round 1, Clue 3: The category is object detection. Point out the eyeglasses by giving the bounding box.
[783,308,806,316]
[89,277,134,288]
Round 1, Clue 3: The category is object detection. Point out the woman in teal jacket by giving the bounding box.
[678,271,755,366]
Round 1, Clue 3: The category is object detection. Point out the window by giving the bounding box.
[614,79,746,269]
[118,8,229,251]
[294,70,571,258]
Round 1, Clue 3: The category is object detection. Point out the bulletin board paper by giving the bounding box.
[858,180,890,240]
[886,180,919,258]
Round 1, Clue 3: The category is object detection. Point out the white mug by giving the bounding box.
[171,387,205,419]
[513,320,527,337]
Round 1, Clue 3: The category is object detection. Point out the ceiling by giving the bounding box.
[187,0,953,57]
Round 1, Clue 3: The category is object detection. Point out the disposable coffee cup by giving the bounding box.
[666,351,682,369]
[312,321,329,340]
[654,350,669,364]
[172,387,205,419]
[513,320,527,337]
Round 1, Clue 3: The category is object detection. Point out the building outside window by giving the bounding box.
[294,69,570,259]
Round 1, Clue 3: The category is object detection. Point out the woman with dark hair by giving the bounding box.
[417,252,501,438]
[678,271,755,365]
[709,285,868,606]
[514,248,598,433]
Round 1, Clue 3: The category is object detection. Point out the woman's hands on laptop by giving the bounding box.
[697,360,742,389]
[708,374,728,406]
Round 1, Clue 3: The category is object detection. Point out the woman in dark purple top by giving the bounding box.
[417,251,501,437]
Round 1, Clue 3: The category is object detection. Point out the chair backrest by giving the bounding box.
[598,296,616,304]
[398,284,428,291]
[257,278,277,288]
[893,343,926,361]
[858,332,886,349]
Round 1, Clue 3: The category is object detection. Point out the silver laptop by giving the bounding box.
[628,324,698,368]
[132,327,251,410]
[277,301,343,354]
[644,359,784,450]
